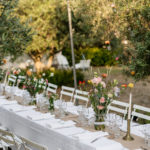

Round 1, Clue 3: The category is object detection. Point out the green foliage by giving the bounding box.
[126,6,150,80]
[84,47,116,66]
[43,69,84,87]
[63,47,117,66]
[0,0,32,62]
[16,0,69,60]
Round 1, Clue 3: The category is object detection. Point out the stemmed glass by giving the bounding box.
[141,125,150,147]
[57,101,66,118]
[10,86,15,100]
[114,115,123,138]
[23,91,32,105]
[104,114,123,138]
[77,105,87,126]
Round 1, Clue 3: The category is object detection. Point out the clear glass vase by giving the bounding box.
[94,114,106,131]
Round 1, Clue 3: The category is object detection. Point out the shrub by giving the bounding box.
[81,47,116,66]
[63,47,117,67]
[42,69,84,87]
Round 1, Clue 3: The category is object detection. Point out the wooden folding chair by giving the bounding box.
[107,100,129,119]
[46,83,58,95]
[59,86,75,102]
[131,104,150,121]
[7,75,17,86]
[20,136,48,150]
[73,89,89,107]
[0,128,21,150]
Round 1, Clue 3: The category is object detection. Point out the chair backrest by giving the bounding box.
[131,104,150,121]
[17,75,26,86]
[18,76,26,81]
[60,86,75,102]
[80,59,91,68]
[73,89,89,107]
[47,83,58,94]
[7,74,17,86]
[0,128,17,146]
[21,136,48,150]
[107,100,129,119]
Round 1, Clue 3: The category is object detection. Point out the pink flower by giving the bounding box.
[100,97,105,103]
[23,85,26,89]
[7,72,10,75]
[94,89,98,93]
[91,77,102,85]
[46,79,48,85]
[101,81,106,88]
[97,105,104,110]
[115,57,119,61]
[97,77,102,83]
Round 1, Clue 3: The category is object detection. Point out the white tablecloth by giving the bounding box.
[0,98,127,150]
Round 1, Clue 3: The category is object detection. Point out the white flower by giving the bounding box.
[42,73,46,76]
[108,93,113,98]
[114,86,120,97]
[101,81,106,88]
[50,73,54,77]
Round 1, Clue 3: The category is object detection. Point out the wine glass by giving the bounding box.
[114,115,123,138]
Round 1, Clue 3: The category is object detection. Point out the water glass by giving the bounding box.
[115,115,123,138]
[77,105,87,126]
[142,125,150,147]
[88,116,95,127]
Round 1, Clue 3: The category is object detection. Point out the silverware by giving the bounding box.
[90,136,102,143]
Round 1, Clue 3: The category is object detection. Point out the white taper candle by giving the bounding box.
[128,93,132,120]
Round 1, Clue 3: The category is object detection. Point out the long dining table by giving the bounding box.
[0,95,129,150]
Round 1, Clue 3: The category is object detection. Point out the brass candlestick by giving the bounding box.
[123,119,134,141]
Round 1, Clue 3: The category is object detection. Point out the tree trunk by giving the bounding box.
[46,55,54,69]
[29,53,45,74]
[34,59,45,74]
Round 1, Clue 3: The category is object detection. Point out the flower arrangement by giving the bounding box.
[23,77,39,99]
[48,93,58,112]
[89,73,118,130]
[78,80,86,90]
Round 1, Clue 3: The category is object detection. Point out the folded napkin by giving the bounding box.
[91,137,126,150]
[7,105,35,112]
[0,96,6,99]
[130,124,150,138]
[36,118,61,126]
[74,131,108,143]
[9,106,27,112]
[56,126,85,136]
[17,109,38,117]
[46,120,76,129]
[0,100,17,105]
[27,113,54,121]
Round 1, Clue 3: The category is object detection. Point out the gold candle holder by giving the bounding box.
[123,119,134,141]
